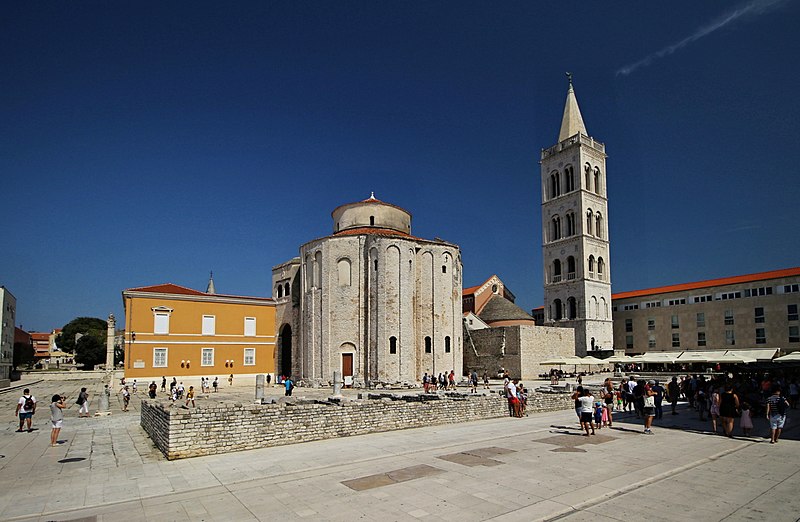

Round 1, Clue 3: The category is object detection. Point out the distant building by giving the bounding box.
[121,282,276,382]
[539,79,614,356]
[273,194,462,386]
[612,267,800,356]
[30,332,51,361]
[463,275,574,379]
[0,287,16,387]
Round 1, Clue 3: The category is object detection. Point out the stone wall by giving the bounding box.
[464,324,575,380]
[140,392,572,460]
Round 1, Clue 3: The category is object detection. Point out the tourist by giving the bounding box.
[213,377,218,392]
[766,385,789,444]
[228,374,234,386]
[593,397,604,429]
[448,370,456,390]
[632,380,644,418]
[518,383,528,416]
[161,376,167,393]
[170,377,177,396]
[284,376,294,396]
[709,386,721,434]
[696,384,707,421]
[185,386,196,408]
[148,381,157,399]
[176,382,185,399]
[132,379,138,394]
[470,370,478,393]
[266,373,272,387]
[120,386,130,411]
[483,371,490,389]
[618,379,630,412]
[77,387,90,418]
[422,372,430,393]
[667,377,681,415]
[740,402,753,436]
[571,386,584,423]
[602,379,614,427]
[717,384,739,437]
[15,388,37,432]
[652,380,665,420]
[642,382,656,434]
[507,378,521,418]
[49,394,65,446]
[578,388,595,436]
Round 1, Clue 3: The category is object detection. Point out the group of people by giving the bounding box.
[504,377,528,417]
[421,370,457,392]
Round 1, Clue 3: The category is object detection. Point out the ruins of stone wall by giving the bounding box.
[140,392,572,460]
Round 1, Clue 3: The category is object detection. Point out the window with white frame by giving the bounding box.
[698,332,706,347]
[154,312,170,334]
[202,315,216,335]
[724,310,734,325]
[755,328,766,345]
[244,317,256,336]
[243,348,255,366]
[153,348,167,367]
[201,348,214,366]
[789,304,799,321]
[726,329,735,346]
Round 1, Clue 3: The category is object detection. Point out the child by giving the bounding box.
[602,404,610,427]
[615,390,623,412]
[740,402,753,436]
[594,400,604,430]
[185,386,196,408]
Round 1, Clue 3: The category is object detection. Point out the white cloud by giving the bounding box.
[617,0,789,76]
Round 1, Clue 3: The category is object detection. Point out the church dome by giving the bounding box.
[331,193,412,235]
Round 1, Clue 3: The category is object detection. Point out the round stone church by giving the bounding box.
[272,194,463,386]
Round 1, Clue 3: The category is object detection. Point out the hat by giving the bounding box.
[648,380,656,385]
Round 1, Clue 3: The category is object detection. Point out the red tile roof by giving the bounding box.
[334,227,415,239]
[124,283,273,301]
[462,285,481,296]
[612,267,800,300]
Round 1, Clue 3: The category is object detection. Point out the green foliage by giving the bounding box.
[114,345,124,366]
[57,317,107,370]
[13,341,35,369]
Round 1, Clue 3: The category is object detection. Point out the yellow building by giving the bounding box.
[121,283,276,383]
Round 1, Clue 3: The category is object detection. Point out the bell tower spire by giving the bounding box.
[558,72,587,142]
[206,271,216,295]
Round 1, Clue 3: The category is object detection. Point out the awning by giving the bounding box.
[580,356,607,365]
[774,352,800,363]
[634,352,681,364]
[539,356,585,366]
[606,354,636,363]
[724,348,779,361]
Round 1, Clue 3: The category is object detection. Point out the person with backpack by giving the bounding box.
[77,387,90,417]
[766,385,790,444]
[15,388,37,432]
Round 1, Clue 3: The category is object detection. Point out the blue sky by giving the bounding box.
[3,1,799,332]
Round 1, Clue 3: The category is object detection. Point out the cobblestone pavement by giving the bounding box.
[1,373,798,521]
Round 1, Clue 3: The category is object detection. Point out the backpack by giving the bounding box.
[23,395,34,411]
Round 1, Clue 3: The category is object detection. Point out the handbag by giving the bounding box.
[643,395,655,408]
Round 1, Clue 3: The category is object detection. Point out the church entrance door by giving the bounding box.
[342,353,353,387]
[280,324,292,377]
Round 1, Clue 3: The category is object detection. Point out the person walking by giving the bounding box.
[602,379,614,427]
[228,374,234,386]
[148,381,157,399]
[49,394,66,447]
[483,371,490,389]
[120,386,130,411]
[642,382,657,434]
[15,388,37,432]
[284,376,294,396]
[213,377,218,392]
[161,376,167,393]
[185,386,196,408]
[766,385,789,444]
[77,387,90,418]
[667,376,681,415]
[578,388,596,436]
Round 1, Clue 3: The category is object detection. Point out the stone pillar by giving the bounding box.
[332,370,343,398]
[255,374,265,402]
[106,313,116,370]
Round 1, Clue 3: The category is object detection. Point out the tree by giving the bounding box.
[57,317,107,370]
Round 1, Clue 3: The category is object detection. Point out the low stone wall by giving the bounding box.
[140,392,572,460]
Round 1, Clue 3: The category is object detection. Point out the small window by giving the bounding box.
[202,315,216,335]
[625,335,633,350]
[425,336,432,353]
[726,329,735,346]
[277,285,283,298]
[647,318,655,330]
[696,312,705,328]
[671,315,679,329]
[698,332,706,347]
[790,326,800,343]
[153,348,168,368]
[284,282,290,296]
[755,328,766,345]
[374,259,378,271]
[754,307,765,324]
[244,348,256,366]
[672,333,680,348]
[244,317,256,336]
[724,310,734,326]
[625,319,632,332]
[445,336,451,353]
[201,348,214,366]
[788,304,798,321]
[389,336,397,354]
[442,265,447,274]
[370,216,375,226]
[648,335,656,349]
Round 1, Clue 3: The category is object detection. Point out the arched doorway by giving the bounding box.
[279,324,292,377]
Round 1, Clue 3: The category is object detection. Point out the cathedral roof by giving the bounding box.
[477,294,535,325]
[558,77,587,142]
[334,227,414,238]
[331,192,412,217]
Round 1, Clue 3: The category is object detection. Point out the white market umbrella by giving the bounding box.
[774,352,800,363]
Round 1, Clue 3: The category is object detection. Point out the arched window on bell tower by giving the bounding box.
[567,297,577,319]
[565,165,575,192]
[567,256,576,280]
[553,299,563,321]
[588,255,595,277]
[584,163,592,191]
[595,212,603,238]
[594,167,602,195]
[550,171,560,199]
[586,209,594,236]
[551,215,561,241]
[566,211,576,236]
[552,259,562,283]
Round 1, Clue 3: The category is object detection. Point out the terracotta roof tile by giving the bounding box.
[124,283,272,301]
[612,267,800,300]
[334,227,414,238]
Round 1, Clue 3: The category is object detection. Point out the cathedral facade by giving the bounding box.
[540,79,614,356]
[273,195,463,386]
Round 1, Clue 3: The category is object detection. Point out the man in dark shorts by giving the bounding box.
[15,388,36,432]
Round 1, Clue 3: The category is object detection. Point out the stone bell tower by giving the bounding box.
[540,75,613,356]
